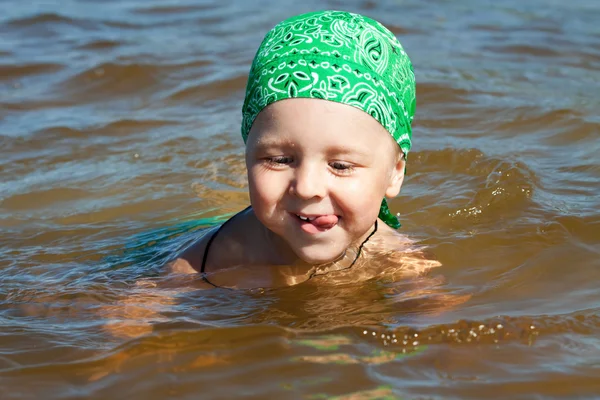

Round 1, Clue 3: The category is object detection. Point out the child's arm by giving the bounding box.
[100,228,220,339]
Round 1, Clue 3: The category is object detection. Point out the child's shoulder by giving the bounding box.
[368,220,441,277]
[166,226,216,274]
[167,209,255,275]
[371,219,415,249]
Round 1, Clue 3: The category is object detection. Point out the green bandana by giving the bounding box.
[241,10,415,229]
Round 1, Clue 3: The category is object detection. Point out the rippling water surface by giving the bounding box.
[1,0,599,398]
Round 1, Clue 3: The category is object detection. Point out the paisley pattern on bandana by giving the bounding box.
[241,10,416,229]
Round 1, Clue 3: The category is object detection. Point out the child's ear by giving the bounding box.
[385,153,406,198]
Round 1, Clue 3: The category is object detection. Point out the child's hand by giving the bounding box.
[99,279,177,339]
[99,267,207,340]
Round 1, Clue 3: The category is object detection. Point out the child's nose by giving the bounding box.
[289,163,326,200]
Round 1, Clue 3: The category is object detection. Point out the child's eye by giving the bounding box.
[329,161,354,174]
[265,156,293,165]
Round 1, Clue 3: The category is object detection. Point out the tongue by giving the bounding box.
[311,215,338,228]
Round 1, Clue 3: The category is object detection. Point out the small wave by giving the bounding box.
[408,148,535,227]
[418,82,476,106]
[543,116,598,147]
[166,74,247,104]
[494,107,581,134]
[25,119,176,145]
[100,18,174,30]
[88,119,176,137]
[382,23,420,36]
[59,59,216,102]
[487,107,599,157]
[132,4,214,15]
[59,62,164,101]
[355,311,600,350]
[484,44,561,58]
[0,63,63,81]
[553,214,600,247]
[76,39,123,51]
[471,22,563,36]
[3,12,100,35]
[1,187,91,211]
[5,12,78,27]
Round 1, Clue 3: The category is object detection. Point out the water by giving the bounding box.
[1,0,599,398]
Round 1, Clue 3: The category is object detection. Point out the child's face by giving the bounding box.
[245,98,405,264]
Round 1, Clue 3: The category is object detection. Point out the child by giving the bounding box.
[168,10,439,289]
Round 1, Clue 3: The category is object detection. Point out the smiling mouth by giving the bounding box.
[293,213,339,232]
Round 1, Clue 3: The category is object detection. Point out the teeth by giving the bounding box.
[297,215,315,222]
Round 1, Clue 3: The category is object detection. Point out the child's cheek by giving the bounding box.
[333,177,381,218]
[248,169,282,213]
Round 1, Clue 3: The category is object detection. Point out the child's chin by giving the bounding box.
[294,246,346,265]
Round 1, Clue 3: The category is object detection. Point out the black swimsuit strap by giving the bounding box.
[200,206,251,287]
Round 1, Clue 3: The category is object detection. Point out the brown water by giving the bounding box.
[1,0,599,398]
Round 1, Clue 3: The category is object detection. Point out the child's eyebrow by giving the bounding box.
[252,138,372,158]
[253,137,295,149]
[255,141,368,154]
[325,145,371,157]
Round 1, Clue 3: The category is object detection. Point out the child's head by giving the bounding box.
[240,10,415,263]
